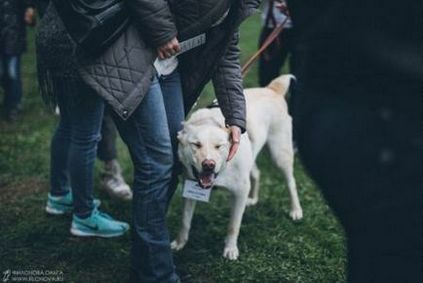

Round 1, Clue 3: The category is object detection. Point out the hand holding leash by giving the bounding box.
[227,125,241,161]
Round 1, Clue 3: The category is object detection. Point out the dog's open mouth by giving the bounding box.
[192,166,217,189]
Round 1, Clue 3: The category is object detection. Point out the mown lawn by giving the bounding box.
[0,14,346,283]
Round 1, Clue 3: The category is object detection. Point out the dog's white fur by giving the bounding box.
[172,74,303,260]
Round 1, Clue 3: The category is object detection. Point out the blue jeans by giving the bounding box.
[50,69,184,281]
[112,70,184,283]
[50,79,104,218]
[0,55,23,111]
[159,72,185,204]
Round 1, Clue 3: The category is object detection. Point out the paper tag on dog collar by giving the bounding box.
[182,179,211,203]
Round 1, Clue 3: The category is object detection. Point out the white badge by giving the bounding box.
[182,179,211,203]
[154,33,206,77]
[178,33,206,55]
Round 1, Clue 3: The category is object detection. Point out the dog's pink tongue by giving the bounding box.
[199,173,215,189]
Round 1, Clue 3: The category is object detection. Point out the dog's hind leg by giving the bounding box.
[223,183,249,260]
[280,160,303,221]
[247,163,260,206]
[267,131,303,221]
[171,198,197,251]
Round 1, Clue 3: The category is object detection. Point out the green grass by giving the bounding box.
[0,14,346,283]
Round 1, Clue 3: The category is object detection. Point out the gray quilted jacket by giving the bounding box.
[79,0,260,132]
[36,0,178,107]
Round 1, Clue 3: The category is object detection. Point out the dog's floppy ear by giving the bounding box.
[177,129,187,145]
[177,122,191,145]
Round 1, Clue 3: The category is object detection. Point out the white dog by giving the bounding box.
[171,74,303,260]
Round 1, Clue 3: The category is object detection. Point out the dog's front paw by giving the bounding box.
[289,207,303,221]
[223,245,239,260]
[171,239,187,251]
[246,197,258,207]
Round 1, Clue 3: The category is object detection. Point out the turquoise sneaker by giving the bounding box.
[45,192,101,215]
[70,208,129,238]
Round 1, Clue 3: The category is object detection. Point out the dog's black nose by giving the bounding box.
[202,159,216,171]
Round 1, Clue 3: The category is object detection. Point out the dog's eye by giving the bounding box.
[215,145,222,149]
[191,142,202,149]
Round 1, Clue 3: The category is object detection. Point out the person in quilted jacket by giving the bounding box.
[36,0,260,282]
[36,0,131,245]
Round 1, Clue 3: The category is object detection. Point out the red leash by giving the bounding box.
[241,13,290,77]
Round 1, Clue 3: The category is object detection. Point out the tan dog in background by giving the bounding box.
[172,74,303,260]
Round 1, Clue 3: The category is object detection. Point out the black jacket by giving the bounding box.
[0,0,33,55]
[287,0,423,93]
[79,0,260,131]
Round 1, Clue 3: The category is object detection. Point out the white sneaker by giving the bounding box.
[101,160,132,201]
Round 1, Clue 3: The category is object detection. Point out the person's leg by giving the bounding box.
[2,55,14,109]
[59,81,130,237]
[97,108,118,162]
[50,84,72,198]
[0,55,4,97]
[277,30,290,72]
[66,83,105,218]
[286,30,306,120]
[8,56,23,110]
[159,70,185,203]
[258,27,286,87]
[285,28,302,78]
[45,77,129,235]
[45,83,88,215]
[97,107,132,200]
[47,79,101,215]
[2,55,23,121]
[113,76,178,283]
